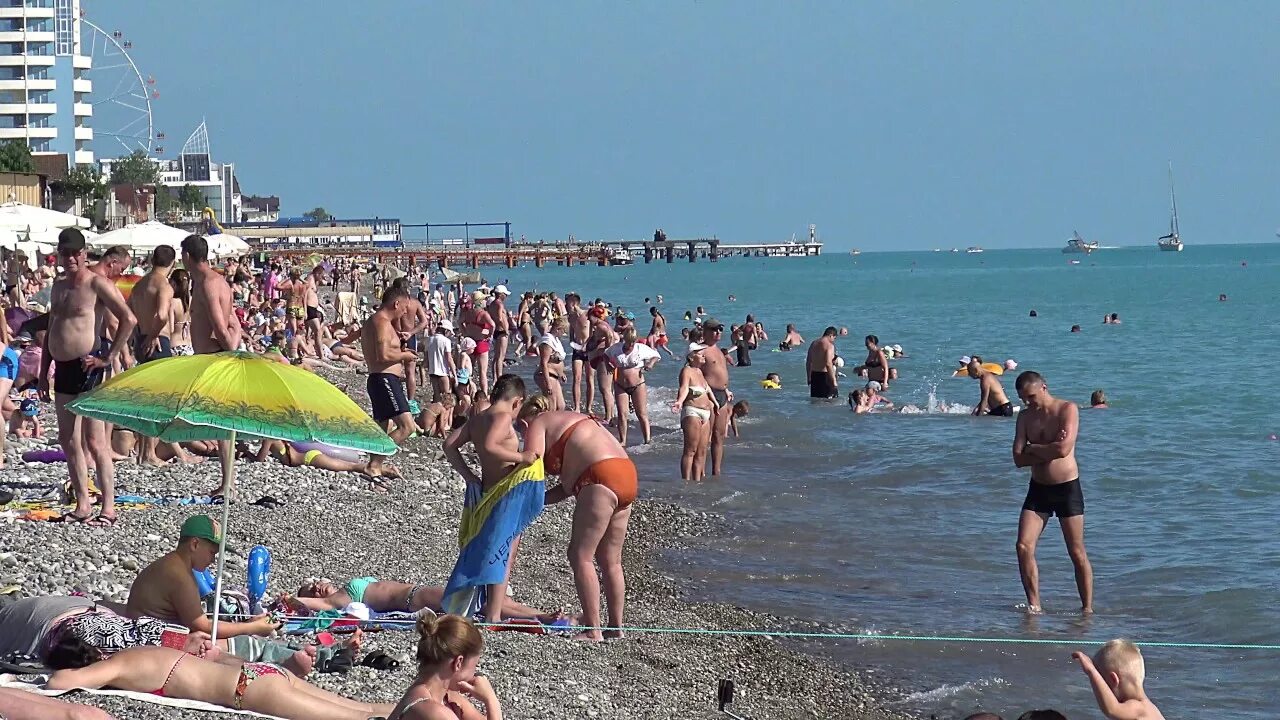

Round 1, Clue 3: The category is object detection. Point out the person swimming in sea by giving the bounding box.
[1090,390,1108,409]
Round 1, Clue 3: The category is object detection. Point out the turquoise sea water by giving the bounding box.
[494,244,1280,718]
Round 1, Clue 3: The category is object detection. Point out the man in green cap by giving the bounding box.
[127,515,280,641]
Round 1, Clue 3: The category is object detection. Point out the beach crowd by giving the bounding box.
[0,234,1161,719]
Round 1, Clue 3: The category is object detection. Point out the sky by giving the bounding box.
[92,1,1280,251]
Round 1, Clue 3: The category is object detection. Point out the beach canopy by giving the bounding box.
[440,267,483,285]
[88,221,188,254]
[208,233,251,259]
[0,200,92,232]
[0,232,56,269]
[68,351,396,640]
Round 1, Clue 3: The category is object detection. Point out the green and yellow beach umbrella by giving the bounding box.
[68,350,394,454]
[68,351,396,640]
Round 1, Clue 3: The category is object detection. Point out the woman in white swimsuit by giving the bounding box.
[535,317,568,411]
[388,613,501,720]
[671,345,718,482]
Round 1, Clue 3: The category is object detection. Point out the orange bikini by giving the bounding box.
[547,419,638,508]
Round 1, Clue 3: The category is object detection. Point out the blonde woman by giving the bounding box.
[389,613,502,720]
[604,327,660,445]
[671,345,717,481]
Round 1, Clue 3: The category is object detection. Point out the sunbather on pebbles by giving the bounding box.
[285,577,559,623]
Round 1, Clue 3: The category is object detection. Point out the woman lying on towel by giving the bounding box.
[517,394,636,642]
[45,644,393,720]
[388,613,502,720]
[287,577,558,623]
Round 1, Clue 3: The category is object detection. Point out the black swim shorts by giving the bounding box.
[1022,478,1084,518]
[572,349,589,364]
[133,335,172,365]
[809,371,837,399]
[988,402,1015,417]
[53,358,105,396]
[367,372,411,421]
[306,306,323,323]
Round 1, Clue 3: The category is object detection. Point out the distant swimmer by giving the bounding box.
[1090,390,1108,409]
[1071,325,1082,333]
[805,327,839,400]
[967,356,1014,416]
[1219,293,1228,302]
[778,324,804,351]
[1012,371,1092,615]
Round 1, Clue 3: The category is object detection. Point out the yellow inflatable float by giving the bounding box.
[953,362,1004,377]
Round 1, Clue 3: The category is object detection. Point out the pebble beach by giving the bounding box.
[0,367,915,720]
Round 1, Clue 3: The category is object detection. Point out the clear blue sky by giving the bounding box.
[95,1,1280,250]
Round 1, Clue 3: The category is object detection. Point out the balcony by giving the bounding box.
[74,126,91,141]
[73,54,90,69]
[0,101,53,113]
[74,149,93,165]
[73,101,90,116]
[0,78,54,90]
[0,7,54,18]
[0,54,56,66]
[72,78,90,93]
[0,126,55,139]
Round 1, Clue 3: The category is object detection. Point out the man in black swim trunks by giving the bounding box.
[967,356,1015,416]
[805,327,839,399]
[359,286,417,480]
[41,229,136,525]
[1012,370,1092,615]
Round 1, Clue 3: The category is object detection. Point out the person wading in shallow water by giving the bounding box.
[1012,370,1092,615]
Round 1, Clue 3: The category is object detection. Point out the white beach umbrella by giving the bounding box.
[0,200,92,232]
[89,221,189,255]
[207,233,251,259]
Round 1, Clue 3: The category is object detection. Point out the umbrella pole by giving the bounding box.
[210,430,236,643]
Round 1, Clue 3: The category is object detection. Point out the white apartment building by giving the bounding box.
[0,0,92,164]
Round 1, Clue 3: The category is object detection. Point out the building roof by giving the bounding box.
[243,195,280,212]
[33,154,68,182]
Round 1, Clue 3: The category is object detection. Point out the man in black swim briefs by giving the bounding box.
[1011,370,1092,615]
[42,229,137,525]
[967,356,1015,416]
[805,326,839,399]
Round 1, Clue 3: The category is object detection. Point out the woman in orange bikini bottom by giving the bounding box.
[545,415,637,507]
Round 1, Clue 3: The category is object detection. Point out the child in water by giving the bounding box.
[1091,390,1108,409]
[760,373,782,389]
[729,400,749,438]
[1072,639,1165,719]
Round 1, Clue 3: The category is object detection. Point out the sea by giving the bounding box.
[490,243,1280,719]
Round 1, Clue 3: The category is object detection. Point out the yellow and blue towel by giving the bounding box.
[443,458,546,617]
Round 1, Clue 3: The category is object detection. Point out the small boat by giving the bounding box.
[608,248,633,265]
[849,249,861,256]
[1062,231,1099,254]
[965,246,984,254]
[950,248,959,253]
[1157,162,1184,252]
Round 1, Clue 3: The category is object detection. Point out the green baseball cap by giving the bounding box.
[180,515,223,545]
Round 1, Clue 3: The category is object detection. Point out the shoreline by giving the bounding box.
[0,373,916,720]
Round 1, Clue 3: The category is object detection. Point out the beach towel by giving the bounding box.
[442,459,546,617]
[0,673,285,718]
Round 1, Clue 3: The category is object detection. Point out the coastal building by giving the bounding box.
[0,0,93,165]
[241,194,279,223]
[98,121,241,223]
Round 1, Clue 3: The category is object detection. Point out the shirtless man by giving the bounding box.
[459,290,496,394]
[390,277,429,404]
[566,293,593,413]
[442,374,537,621]
[40,230,136,525]
[779,324,804,351]
[182,235,243,498]
[301,266,327,359]
[806,326,839,400]
[129,246,199,466]
[360,285,417,478]
[698,319,734,476]
[278,270,307,339]
[585,306,618,422]
[647,306,675,358]
[487,284,512,373]
[967,356,1015,416]
[127,515,282,641]
[89,247,132,375]
[1012,370,1092,614]
[4,248,25,307]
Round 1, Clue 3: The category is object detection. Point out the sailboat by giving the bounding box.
[1158,162,1184,252]
[1062,231,1099,254]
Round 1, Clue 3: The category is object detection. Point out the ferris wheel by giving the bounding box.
[80,19,162,157]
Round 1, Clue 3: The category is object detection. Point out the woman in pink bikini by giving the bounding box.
[46,644,390,720]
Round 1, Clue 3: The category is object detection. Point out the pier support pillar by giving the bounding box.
[665,245,674,263]
[469,255,478,269]
[534,256,544,268]
[506,255,517,268]
[687,242,697,262]
[709,240,720,262]
[566,256,574,267]
[644,244,654,263]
